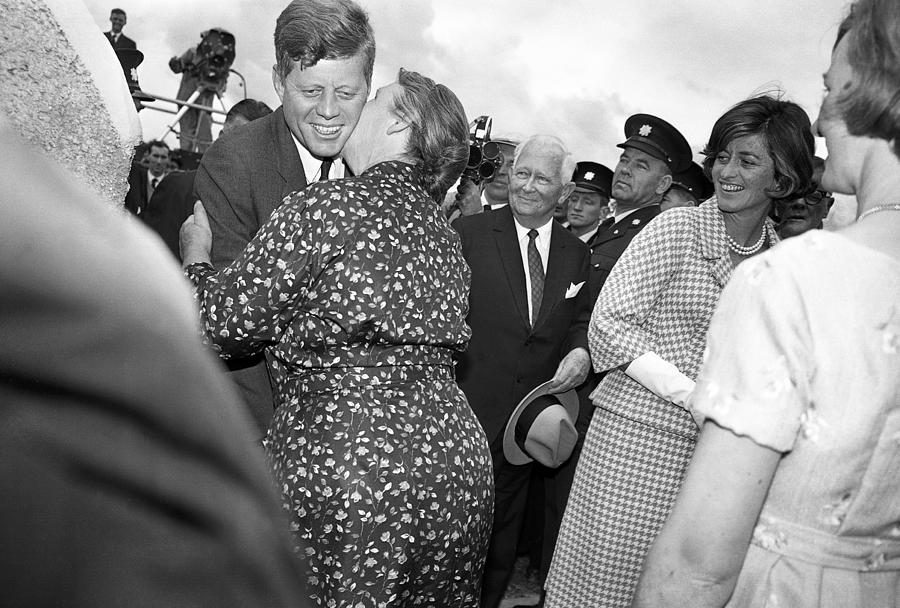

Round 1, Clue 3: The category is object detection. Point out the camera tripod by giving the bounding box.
[160,85,226,153]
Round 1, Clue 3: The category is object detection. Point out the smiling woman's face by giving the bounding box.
[711,133,777,215]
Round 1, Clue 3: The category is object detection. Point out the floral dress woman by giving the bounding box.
[186,161,494,607]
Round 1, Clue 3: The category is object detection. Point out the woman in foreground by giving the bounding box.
[633,1,900,606]
[181,69,493,607]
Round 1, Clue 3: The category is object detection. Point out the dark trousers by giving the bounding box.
[480,437,533,608]
[538,372,601,580]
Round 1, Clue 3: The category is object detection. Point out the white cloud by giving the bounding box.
[83,0,848,165]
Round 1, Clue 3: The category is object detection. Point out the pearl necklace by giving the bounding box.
[857,203,900,222]
[726,223,769,256]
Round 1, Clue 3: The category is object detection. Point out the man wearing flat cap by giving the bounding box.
[587,114,692,302]
[566,161,613,243]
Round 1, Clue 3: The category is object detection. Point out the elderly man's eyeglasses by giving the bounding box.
[804,190,834,207]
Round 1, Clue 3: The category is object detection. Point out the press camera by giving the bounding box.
[463,115,503,185]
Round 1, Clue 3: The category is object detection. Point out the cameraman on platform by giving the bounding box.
[169,28,234,153]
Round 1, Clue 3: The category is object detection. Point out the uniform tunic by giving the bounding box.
[187,161,494,608]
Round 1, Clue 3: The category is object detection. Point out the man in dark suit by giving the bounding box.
[103,8,136,50]
[193,0,375,440]
[587,114,693,302]
[141,100,275,262]
[124,140,170,217]
[454,134,592,608]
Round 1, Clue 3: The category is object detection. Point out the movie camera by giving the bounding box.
[169,28,235,94]
[463,115,503,185]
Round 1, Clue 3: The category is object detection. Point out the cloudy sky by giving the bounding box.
[84,0,849,169]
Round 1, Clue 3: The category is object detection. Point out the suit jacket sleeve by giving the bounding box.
[563,242,591,357]
[194,135,261,270]
[589,211,691,372]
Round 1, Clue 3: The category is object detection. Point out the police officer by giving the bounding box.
[587,114,692,302]
[566,161,613,242]
[661,160,714,212]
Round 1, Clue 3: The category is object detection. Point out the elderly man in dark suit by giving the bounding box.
[103,8,136,50]
[193,0,375,440]
[454,134,592,608]
[587,114,693,302]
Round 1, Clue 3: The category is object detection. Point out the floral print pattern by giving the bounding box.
[187,161,494,607]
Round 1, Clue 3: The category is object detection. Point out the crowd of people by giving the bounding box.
[2,0,899,607]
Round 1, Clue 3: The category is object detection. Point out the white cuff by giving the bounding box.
[625,352,695,408]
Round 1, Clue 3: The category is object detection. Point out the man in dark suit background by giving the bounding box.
[103,8,136,50]
[193,0,375,440]
[454,134,592,608]
[124,139,170,217]
[142,100,274,262]
[587,114,693,302]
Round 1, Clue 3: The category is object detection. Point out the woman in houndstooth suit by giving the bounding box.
[635,1,900,605]
[544,96,816,608]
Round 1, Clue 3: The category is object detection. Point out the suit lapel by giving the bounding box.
[493,208,531,330]
[533,222,568,330]
[272,107,308,197]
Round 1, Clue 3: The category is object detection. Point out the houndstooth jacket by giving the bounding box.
[587,198,779,440]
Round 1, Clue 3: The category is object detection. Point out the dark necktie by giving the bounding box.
[527,229,544,327]
[319,159,332,181]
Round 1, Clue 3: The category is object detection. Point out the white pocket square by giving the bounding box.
[565,281,585,299]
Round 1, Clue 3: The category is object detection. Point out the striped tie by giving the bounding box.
[527,229,544,327]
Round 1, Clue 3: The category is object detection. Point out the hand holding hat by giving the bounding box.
[503,380,580,469]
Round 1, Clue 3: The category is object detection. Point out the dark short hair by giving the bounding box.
[274,0,375,85]
[146,140,170,154]
[110,8,126,17]
[834,0,900,159]
[225,99,273,124]
[393,69,469,204]
[701,96,815,200]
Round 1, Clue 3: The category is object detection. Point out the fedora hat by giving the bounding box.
[503,380,579,468]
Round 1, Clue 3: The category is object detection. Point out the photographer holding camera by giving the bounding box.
[169,28,235,153]
[447,131,518,221]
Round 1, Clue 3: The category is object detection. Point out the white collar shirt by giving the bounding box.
[513,216,553,325]
[147,170,165,198]
[481,192,508,211]
[291,133,345,182]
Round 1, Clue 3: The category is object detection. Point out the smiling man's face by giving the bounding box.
[274,54,370,159]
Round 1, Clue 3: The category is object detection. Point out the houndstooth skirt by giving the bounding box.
[544,405,696,608]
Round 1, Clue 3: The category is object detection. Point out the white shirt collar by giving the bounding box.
[513,215,553,245]
[481,191,508,210]
[290,133,345,182]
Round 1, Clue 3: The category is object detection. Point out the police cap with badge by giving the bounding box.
[617,113,692,173]
[671,161,714,202]
[572,161,613,199]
